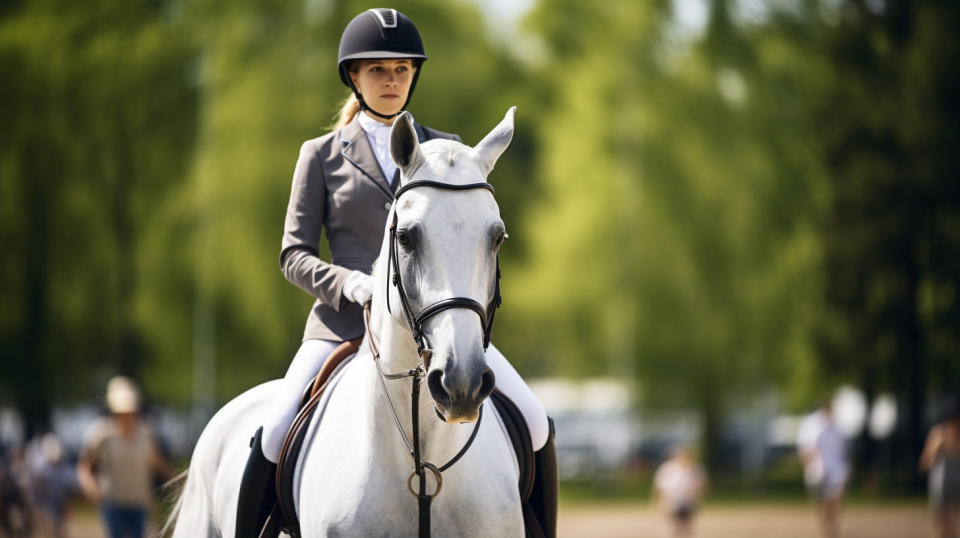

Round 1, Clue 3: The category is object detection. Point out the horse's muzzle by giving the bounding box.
[426,361,495,423]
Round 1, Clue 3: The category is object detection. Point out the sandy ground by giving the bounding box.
[55,502,935,538]
[558,503,933,538]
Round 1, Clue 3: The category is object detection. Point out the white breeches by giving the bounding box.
[260,339,549,463]
[485,343,550,451]
[261,339,339,462]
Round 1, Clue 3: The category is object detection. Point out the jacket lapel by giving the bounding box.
[340,116,393,198]
[340,114,431,198]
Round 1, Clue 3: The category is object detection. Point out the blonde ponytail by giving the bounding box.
[333,93,362,130]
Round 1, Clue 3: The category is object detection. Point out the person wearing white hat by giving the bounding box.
[77,376,172,538]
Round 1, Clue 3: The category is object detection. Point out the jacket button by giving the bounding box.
[383,202,391,210]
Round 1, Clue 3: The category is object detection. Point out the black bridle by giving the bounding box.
[387,179,502,359]
[365,179,503,538]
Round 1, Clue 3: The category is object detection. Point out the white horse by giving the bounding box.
[168,108,524,537]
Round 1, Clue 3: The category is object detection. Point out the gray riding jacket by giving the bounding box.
[280,114,460,342]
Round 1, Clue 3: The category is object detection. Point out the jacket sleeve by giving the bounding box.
[279,140,351,311]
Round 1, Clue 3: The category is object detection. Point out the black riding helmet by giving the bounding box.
[338,8,427,120]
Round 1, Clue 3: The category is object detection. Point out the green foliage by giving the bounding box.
[505,1,828,417]
[1,1,956,489]
[0,0,198,429]
[813,1,960,483]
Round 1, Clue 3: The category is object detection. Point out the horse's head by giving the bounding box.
[384,107,515,423]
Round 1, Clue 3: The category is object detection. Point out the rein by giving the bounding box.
[364,179,502,538]
[363,307,483,538]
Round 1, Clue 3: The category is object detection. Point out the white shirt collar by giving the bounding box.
[357,110,394,134]
[357,111,413,185]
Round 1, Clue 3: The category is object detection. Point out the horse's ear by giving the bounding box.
[474,106,516,177]
[390,111,423,178]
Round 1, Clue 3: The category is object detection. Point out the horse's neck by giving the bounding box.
[365,306,473,468]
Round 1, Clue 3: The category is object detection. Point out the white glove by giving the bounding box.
[343,271,374,305]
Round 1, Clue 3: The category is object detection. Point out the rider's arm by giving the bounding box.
[280,140,352,311]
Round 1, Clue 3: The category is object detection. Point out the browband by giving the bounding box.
[394,180,495,200]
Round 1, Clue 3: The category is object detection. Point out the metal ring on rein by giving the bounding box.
[407,463,443,498]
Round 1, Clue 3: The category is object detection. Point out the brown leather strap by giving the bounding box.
[310,339,361,397]
[274,338,362,537]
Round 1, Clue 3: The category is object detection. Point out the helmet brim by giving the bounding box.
[340,51,427,62]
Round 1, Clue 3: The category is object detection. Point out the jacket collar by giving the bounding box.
[339,113,428,199]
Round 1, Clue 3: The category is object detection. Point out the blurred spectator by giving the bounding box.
[652,444,706,538]
[798,403,849,538]
[0,446,34,537]
[25,433,76,538]
[77,376,173,538]
[919,395,960,538]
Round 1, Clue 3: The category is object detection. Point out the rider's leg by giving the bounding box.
[236,338,339,538]
[530,418,558,538]
[485,343,549,450]
[485,343,557,538]
[262,338,340,462]
[235,427,274,538]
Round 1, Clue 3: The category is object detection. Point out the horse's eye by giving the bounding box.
[494,231,508,248]
[397,229,410,246]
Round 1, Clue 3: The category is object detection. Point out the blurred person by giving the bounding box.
[77,376,173,538]
[920,395,960,538]
[233,8,556,538]
[25,433,76,538]
[0,446,34,538]
[798,403,849,538]
[652,444,706,537]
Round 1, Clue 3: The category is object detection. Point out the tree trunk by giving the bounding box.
[902,243,924,491]
[18,139,52,439]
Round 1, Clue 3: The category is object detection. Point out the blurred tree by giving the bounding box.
[4,0,953,496]
[0,0,198,435]
[814,0,960,488]
[510,0,828,471]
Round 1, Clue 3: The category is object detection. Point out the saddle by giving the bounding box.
[258,341,541,538]
[260,338,361,538]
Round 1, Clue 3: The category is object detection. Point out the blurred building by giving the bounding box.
[531,379,901,482]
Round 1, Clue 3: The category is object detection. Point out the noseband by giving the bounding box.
[363,179,502,538]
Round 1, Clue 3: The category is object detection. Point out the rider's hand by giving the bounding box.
[343,271,373,306]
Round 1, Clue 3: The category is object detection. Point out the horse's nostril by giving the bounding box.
[427,369,452,408]
[477,369,496,401]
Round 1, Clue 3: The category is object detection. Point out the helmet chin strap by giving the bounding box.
[350,83,409,121]
[360,96,401,119]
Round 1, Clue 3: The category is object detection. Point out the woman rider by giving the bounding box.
[235,9,557,537]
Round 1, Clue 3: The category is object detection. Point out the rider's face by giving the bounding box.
[350,59,416,123]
